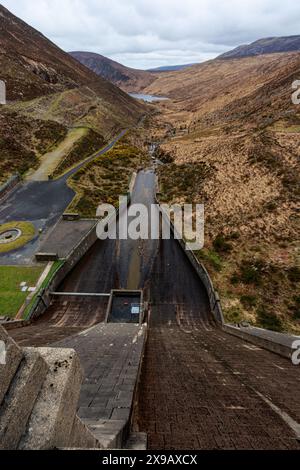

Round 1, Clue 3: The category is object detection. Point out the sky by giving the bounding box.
[1,0,300,69]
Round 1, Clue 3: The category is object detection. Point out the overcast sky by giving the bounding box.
[2,0,300,69]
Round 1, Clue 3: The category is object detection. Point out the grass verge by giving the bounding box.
[0,265,44,317]
[22,260,65,320]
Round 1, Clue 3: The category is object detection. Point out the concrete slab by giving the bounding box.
[39,219,97,259]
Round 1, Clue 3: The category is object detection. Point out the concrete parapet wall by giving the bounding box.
[19,347,83,449]
[0,325,101,450]
[35,253,59,262]
[222,324,300,361]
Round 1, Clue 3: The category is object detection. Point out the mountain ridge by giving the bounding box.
[69,51,155,92]
[219,35,300,59]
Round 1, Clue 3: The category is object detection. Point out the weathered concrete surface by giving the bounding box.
[135,303,300,450]
[39,219,97,259]
[9,297,108,347]
[19,347,82,449]
[55,323,147,448]
[0,327,23,405]
[68,415,101,449]
[223,324,300,360]
[84,419,126,449]
[0,349,48,449]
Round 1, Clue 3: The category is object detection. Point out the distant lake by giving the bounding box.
[129,93,169,103]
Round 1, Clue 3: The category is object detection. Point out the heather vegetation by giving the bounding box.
[67,134,149,217]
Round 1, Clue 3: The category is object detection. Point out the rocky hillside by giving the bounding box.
[0,5,145,181]
[146,52,300,333]
[69,51,155,92]
[219,35,300,60]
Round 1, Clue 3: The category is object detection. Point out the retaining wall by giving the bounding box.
[222,324,300,361]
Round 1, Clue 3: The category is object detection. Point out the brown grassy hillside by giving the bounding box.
[0,5,145,182]
[147,53,300,333]
[70,51,156,93]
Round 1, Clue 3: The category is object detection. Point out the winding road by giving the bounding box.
[0,130,127,265]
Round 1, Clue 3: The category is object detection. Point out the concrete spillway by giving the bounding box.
[9,169,212,347]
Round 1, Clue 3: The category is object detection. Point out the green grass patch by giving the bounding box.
[196,248,223,272]
[0,265,44,317]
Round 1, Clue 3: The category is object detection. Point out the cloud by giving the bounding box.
[2,0,300,68]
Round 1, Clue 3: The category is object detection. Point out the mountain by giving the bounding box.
[0,5,145,181]
[69,51,155,92]
[219,35,300,59]
[147,64,196,72]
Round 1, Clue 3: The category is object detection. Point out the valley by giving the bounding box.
[134,53,300,334]
[0,1,299,454]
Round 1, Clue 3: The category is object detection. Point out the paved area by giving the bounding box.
[0,180,74,265]
[136,320,300,450]
[39,219,97,258]
[54,323,145,423]
[133,239,300,450]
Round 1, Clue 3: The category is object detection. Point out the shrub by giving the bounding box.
[289,296,300,320]
[239,260,265,285]
[256,307,284,332]
[225,306,243,324]
[213,234,232,254]
[287,266,300,284]
[197,249,222,272]
[240,295,257,309]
